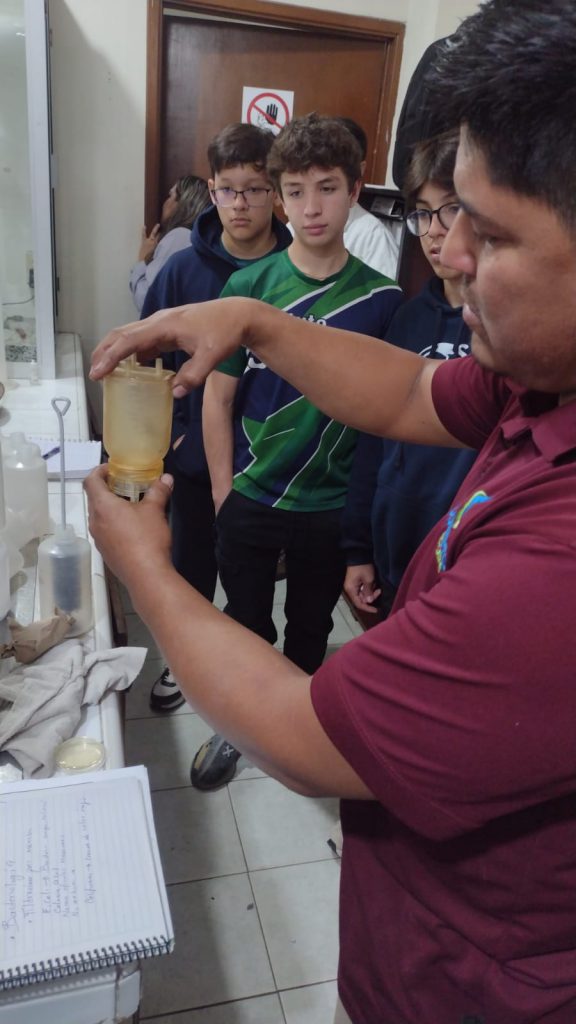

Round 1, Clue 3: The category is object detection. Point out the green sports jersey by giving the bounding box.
[217,249,403,511]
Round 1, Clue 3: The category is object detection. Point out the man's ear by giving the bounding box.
[360,159,367,179]
[208,178,216,204]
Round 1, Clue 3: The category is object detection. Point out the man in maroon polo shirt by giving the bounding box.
[86,2,576,1020]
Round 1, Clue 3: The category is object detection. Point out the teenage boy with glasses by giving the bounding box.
[141,123,291,714]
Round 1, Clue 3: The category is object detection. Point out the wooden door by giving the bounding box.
[145,0,404,227]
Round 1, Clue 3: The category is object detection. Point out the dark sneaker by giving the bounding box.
[149,667,185,712]
[190,733,241,790]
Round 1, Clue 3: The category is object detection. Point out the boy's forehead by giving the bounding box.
[214,163,271,183]
[280,165,347,183]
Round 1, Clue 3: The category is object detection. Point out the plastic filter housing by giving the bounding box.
[38,525,93,636]
[103,357,174,501]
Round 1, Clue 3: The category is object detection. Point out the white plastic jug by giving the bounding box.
[3,440,50,539]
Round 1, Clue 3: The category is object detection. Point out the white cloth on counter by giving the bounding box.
[0,640,147,778]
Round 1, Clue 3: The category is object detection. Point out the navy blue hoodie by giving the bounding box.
[342,274,477,589]
[141,205,292,481]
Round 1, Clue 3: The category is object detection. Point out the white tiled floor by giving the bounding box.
[122,579,363,1023]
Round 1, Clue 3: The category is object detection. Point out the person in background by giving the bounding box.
[129,174,211,312]
[343,130,476,620]
[195,113,402,790]
[336,116,400,280]
[142,124,291,714]
[87,3,576,1019]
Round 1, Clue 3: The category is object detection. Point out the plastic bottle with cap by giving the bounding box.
[37,397,93,637]
[38,525,93,635]
[3,438,50,539]
[1,431,26,458]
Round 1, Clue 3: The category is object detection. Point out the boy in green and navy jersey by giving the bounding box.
[193,113,403,790]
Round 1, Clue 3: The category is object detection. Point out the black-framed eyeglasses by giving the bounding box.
[211,187,272,208]
[405,202,461,237]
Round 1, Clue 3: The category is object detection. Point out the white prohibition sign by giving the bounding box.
[247,91,291,135]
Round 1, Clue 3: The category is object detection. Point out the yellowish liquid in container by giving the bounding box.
[103,356,174,501]
[55,737,106,773]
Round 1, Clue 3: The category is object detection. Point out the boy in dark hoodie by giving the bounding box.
[343,131,476,619]
[142,124,292,712]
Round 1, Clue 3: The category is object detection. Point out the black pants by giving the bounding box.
[170,471,217,602]
[215,491,345,674]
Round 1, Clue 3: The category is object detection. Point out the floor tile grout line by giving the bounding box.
[162,849,339,890]
[139,987,288,1021]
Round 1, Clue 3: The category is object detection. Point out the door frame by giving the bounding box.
[145,0,405,227]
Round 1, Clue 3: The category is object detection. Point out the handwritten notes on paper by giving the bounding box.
[0,767,173,983]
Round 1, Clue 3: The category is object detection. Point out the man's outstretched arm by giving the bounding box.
[90,298,462,448]
[85,466,374,801]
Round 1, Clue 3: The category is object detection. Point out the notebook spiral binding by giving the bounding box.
[0,935,172,991]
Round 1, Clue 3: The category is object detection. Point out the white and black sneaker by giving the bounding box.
[149,667,185,712]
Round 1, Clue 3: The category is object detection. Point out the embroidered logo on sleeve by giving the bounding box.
[435,490,491,572]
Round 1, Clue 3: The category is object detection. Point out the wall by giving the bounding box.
[0,0,33,304]
[435,0,480,38]
[49,0,480,406]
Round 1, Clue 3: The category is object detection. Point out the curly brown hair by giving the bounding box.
[267,113,362,195]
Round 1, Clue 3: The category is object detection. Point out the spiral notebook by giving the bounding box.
[0,765,174,990]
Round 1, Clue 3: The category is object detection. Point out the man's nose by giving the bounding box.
[232,190,249,208]
[440,210,476,277]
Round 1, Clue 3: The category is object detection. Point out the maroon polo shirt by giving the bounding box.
[312,356,576,1024]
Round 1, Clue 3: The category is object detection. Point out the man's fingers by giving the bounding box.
[83,462,110,497]
[171,352,216,396]
[90,321,160,379]
[140,474,174,511]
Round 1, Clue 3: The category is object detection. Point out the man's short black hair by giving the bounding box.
[429,0,576,228]
[207,123,274,177]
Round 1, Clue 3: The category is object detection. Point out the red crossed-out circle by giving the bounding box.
[247,92,290,132]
